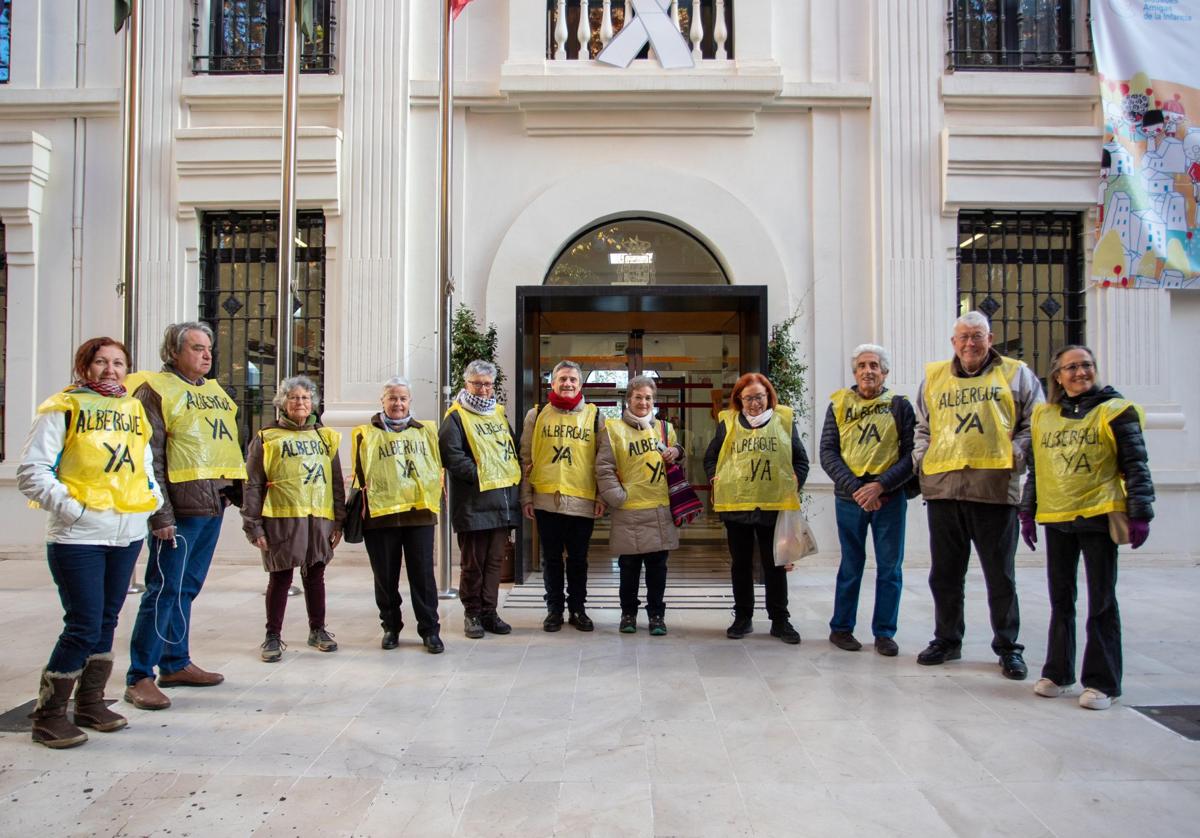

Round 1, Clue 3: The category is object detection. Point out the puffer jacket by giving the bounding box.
[1021,385,1155,532]
[241,417,346,573]
[439,407,520,533]
[912,349,1044,505]
[354,413,438,530]
[703,409,810,526]
[519,401,603,518]
[135,367,242,528]
[595,415,685,556]
[17,398,164,545]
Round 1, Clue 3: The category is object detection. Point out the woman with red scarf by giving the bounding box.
[17,338,163,748]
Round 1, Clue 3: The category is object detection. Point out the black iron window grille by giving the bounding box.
[947,0,1091,71]
[0,224,7,459]
[546,0,734,61]
[199,210,326,439]
[957,210,1086,384]
[192,0,336,75]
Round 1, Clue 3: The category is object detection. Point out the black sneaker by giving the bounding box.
[464,615,485,639]
[829,631,862,651]
[648,615,667,637]
[424,633,445,654]
[480,614,512,635]
[619,613,637,633]
[726,616,753,639]
[874,636,899,657]
[999,651,1028,680]
[916,640,962,666]
[568,610,594,632]
[260,633,285,662]
[381,630,399,650]
[307,627,337,652]
[543,611,564,632]
[771,620,801,645]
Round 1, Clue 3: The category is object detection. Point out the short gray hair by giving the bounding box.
[954,311,991,335]
[380,376,411,398]
[273,375,320,410]
[551,360,583,379]
[159,321,215,365]
[850,344,890,374]
[626,375,658,396]
[464,360,497,381]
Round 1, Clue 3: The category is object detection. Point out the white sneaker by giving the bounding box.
[1034,678,1067,698]
[1079,688,1113,710]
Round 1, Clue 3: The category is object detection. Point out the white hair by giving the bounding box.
[850,344,890,374]
[380,376,411,398]
[551,360,583,379]
[954,311,991,335]
[273,375,320,410]
[464,360,497,380]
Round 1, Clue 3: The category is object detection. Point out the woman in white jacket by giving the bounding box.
[17,337,163,748]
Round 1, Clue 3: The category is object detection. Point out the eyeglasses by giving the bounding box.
[1058,361,1095,374]
[466,380,495,390]
[742,393,769,404]
[952,332,989,345]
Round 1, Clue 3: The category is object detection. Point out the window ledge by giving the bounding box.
[0,87,122,118]
[181,74,343,111]
[942,72,1097,110]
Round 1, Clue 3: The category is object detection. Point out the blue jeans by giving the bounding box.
[45,541,143,674]
[830,494,907,638]
[126,515,223,684]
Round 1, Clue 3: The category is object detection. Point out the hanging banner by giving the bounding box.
[1091,0,1200,289]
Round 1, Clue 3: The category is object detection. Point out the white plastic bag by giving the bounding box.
[774,506,818,566]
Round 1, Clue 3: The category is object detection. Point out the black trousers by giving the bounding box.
[618,551,668,618]
[926,499,1022,654]
[458,527,508,618]
[1043,527,1122,696]
[536,510,594,612]
[725,520,789,621]
[363,525,440,636]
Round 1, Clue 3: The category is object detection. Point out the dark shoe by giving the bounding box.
[480,614,512,635]
[464,615,485,639]
[73,655,127,732]
[916,640,962,666]
[829,631,862,652]
[423,633,445,654]
[543,611,564,632]
[771,620,801,645]
[999,651,1028,680]
[726,616,754,639]
[32,670,88,749]
[261,633,285,662]
[307,627,338,652]
[648,615,668,637]
[158,662,224,687]
[569,610,594,632]
[619,613,637,634]
[874,636,899,657]
[381,630,399,650]
[124,676,171,710]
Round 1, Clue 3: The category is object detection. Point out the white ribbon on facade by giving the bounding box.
[597,0,695,70]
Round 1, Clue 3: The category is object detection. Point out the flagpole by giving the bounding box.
[119,0,141,366]
[276,0,301,386]
[436,0,458,599]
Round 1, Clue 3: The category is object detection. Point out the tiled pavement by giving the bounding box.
[1,547,1199,837]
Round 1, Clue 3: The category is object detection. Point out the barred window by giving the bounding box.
[199,211,326,438]
[956,210,1086,383]
[193,0,336,75]
[0,224,7,458]
[947,0,1091,71]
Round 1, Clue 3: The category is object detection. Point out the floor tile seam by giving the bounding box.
[979,777,1063,837]
[296,714,359,781]
[480,642,535,755]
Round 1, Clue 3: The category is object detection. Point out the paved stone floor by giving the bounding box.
[1,548,1199,837]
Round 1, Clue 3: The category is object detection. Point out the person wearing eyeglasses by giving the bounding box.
[703,373,809,644]
[912,311,1044,680]
[441,360,521,639]
[1020,345,1154,710]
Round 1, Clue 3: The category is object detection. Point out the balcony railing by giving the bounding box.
[546,0,733,62]
[947,0,1092,72]
[192,0,336,76]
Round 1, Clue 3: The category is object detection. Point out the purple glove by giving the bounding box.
[1018,510,1037,551]
[1128,518,1150,550]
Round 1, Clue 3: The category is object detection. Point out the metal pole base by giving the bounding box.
[287,585,302,597]
[127,567,145,595]
[438,588,459,601]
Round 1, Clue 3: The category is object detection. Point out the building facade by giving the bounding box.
[0,1,1195,558]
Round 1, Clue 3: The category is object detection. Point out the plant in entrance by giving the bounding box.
[450,304,507,402]
[767,309,809,421]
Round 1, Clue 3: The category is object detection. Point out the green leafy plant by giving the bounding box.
[450,304,506,402]
[767,309,808,421]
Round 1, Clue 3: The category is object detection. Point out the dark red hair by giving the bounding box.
[73,337,130,382]
[729,373,779,412]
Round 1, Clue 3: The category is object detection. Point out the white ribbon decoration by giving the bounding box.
[596,0,696,69]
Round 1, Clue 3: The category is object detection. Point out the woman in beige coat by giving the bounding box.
[595,376,685,635]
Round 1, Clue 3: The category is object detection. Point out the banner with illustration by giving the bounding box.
[1092,0,1200,289]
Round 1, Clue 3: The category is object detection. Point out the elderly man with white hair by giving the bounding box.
[820,343,916,656]
[913,311,1044,679]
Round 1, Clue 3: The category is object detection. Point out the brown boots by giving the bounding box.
[31,655,129,749]
[73,654,128,732]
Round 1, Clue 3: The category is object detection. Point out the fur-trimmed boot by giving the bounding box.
[31,669,88,749]
[73,653,127,732]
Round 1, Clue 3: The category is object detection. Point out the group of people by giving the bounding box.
[17,310,1155,748]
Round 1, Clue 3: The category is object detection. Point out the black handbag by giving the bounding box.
[342,485,365,544]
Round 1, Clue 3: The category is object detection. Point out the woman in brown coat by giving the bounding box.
[242,376,346,661]
[595,375,685,635]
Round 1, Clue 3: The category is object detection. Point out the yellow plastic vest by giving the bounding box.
[260,426,342,519]
[830,389,900,477]
[605,417,677,510]
[352,423,442,515]
[530,402,598,501]
[37,390,158,513]
[921,357,1021,475]
[145,372,247,482]
[1031,399,1143,523]
[445,402,520,491]
[713,405,801,512]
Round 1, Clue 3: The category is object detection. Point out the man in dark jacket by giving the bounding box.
[820,344,915,657]
[440,360,521,639]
